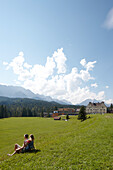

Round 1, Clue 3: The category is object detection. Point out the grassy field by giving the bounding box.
[0,114,113,169]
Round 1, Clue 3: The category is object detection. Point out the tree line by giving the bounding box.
[0,105,8,118]
[0,98,78,119]
[0,104,56,118]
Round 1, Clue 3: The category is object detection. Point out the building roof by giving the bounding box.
[54,117,61,120]
[58,108,75,111]
[87,102,107,107]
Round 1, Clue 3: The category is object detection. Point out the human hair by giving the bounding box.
[30,134,34,140]
[24,134,28,139]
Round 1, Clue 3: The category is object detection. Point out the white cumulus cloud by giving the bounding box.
[7,52,25,74]
[80,58,86,67]
[96,91,105,101]
[3,62,8,66]
[85,61,97,71]
[105,99,113,104]
[53,48,67,74]
[4,48,107,104]
[24,63,32,69]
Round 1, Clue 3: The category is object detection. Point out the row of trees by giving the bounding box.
[0,105,52,119]
[1,102,113,121]
[0,97,79,119]
[0,104,84,120]
[0,105,8,118]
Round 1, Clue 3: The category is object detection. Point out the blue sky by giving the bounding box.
[0,0,113,104]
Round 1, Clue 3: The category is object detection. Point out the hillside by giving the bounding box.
[1,114,113,169]
[0,96,75,108]
[0,96,77,118]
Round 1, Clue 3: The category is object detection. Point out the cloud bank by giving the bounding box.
[3,48,106,104]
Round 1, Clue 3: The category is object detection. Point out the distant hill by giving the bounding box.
[0,96,61,108]
[0,96,76,116]
[0,96,72,118]
[0,85,72,105]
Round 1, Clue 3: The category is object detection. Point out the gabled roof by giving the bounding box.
[87,102,107,107]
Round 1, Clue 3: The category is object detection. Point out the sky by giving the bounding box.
[0,0,113,104]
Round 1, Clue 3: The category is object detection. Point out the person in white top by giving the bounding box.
[7,134,29,156]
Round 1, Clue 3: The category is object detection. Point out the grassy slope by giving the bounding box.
[0,115,113,169]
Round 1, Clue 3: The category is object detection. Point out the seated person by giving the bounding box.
[25,134,35,151]
[7,134,29,156]
[14,134,29,151]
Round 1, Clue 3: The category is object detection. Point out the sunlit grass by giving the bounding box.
[0,114,113,169]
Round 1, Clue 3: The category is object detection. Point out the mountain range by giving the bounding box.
[79,99,100,106]
[79,99,109,107]
[0,85,72,105]
[0,85,109,106]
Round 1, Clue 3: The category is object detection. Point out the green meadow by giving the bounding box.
[1,114,113,169]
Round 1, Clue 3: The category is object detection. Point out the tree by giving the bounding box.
[78,106,87,121]
[1,105,4,118]
[66,114,69,120]
[27,108,32,117]
[47,112,50,117]
[4,106,8,118]
[0,105,3,118]
[33,110,37,117]
[22,107,27,117]
[40,108,44,117]
[110,103,113,111]
[0,105,8,118]
[46,108,50,117]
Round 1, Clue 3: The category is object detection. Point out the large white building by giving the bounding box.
[86,102,107,114]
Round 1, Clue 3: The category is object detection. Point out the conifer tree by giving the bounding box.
[110,103,113,111]
[66,114,69,120]
[40,108,44,117]
[78,106,87,121]
[27,108,32,117]
[22,107,27,117]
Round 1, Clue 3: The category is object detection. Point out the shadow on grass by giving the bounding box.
[29,149,41,153]
[24,149,41,154]
[87,116,91,119]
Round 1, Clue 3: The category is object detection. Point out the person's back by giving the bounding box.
[25,134,35,151]
[27,140,34,149]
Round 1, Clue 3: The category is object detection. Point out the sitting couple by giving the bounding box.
[8,134,35,156]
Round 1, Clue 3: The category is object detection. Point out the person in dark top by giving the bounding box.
[26,134,35,151]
